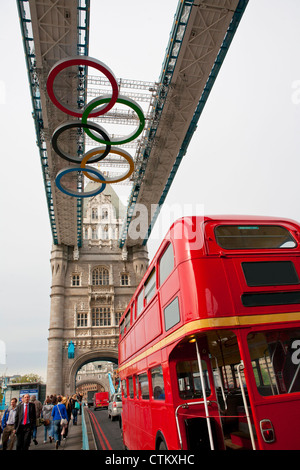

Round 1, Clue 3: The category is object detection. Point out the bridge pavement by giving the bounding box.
[29,413,83,451]
[1,407,96,451]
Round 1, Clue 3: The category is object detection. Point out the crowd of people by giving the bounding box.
[0,392,83,450]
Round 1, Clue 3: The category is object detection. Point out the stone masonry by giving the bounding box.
[46,185,148,396]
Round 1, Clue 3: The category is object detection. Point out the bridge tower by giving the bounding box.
[46,184,148,396]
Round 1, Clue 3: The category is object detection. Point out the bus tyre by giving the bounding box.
[158,440,167,450]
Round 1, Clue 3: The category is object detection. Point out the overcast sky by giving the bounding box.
[1,0,300,381]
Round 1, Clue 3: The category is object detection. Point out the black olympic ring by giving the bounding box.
[51,120,111,164]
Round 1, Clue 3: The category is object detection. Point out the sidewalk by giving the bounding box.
[0,407,95,451]
[30,414,83,451]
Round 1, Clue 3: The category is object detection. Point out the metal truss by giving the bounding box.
[17,0,90,247]
[87,75,156,91]
[119,0,249,247]
[83,77,159,178]
[18,0,248,250]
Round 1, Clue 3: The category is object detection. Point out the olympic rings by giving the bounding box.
[47,56,119,118]
[51,120,111,164]
[55,166,106,198]
[82,95,146,145]
[81,147,135,184]
[46,56,145,198]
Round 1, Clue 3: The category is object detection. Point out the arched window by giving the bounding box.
[92,228,97,240]
[102,225,109,240]
[92,208,98,219]
[92,267,109,285]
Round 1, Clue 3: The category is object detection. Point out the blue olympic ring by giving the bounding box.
[55,166,106,198]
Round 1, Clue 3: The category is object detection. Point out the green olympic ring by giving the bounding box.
[82,95,145,146]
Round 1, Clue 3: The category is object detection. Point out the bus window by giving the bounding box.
[215,225,297,250]
[159,243,174,286]
[205,330,244,391]
[164,297,180,331]
[144,268,156,304]
[128,377,134,398]
[120,319,124,337]
[122,379,127,398]
[176,360,210,399]
[131,304,134,322]
[137,290,144,317]
[247,328,300,396]
[135,376,140,398]
[138,373,149,399]
[124,310,130,331]
[151,366,165,400]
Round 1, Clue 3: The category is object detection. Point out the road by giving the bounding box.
[86,407,123,450]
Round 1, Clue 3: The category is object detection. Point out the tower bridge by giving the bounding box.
[17,0,248,395]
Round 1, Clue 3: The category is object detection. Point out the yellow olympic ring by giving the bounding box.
[81,147,135,184]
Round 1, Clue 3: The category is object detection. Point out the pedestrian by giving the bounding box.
[49,395,57,443]
[61,396,72,439]
[30,394,42,445]
[42,397,54,443]
[51,395,68,449]
[77,392,83,414]
[14,393,36,450]
[71,394,79,424]
[1,398,18,450]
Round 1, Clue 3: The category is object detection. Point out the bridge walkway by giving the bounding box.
[29,407,95,451]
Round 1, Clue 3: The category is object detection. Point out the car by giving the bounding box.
[94,391,109,410]
[107,393,122,420]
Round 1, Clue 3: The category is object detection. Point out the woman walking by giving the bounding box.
[70,394,79,425]
[61,396,72,439]
[51,395,68,449]
[42,397,54,444]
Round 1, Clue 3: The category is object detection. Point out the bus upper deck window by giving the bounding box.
[137,290,144,317]
[124,311,130,331]
[215,225,297,250]
[159,243,174,286]
[120,320,125,337]
[144,268,156,304]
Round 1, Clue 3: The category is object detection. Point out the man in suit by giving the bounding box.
[14,393,36,450]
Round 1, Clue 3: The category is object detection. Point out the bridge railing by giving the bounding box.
[81,404,97,450]
[81,404,89,450]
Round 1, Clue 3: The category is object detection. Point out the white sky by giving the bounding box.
[1,0,300,381]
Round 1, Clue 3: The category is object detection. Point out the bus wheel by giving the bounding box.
[156,434,168,450]
[158,440,167,450]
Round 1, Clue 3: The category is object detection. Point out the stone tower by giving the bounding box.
[46,185,148,396]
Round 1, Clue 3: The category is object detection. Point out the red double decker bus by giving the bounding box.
[118,216,300,450]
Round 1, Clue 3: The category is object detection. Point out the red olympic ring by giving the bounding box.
[46,56,119,118]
